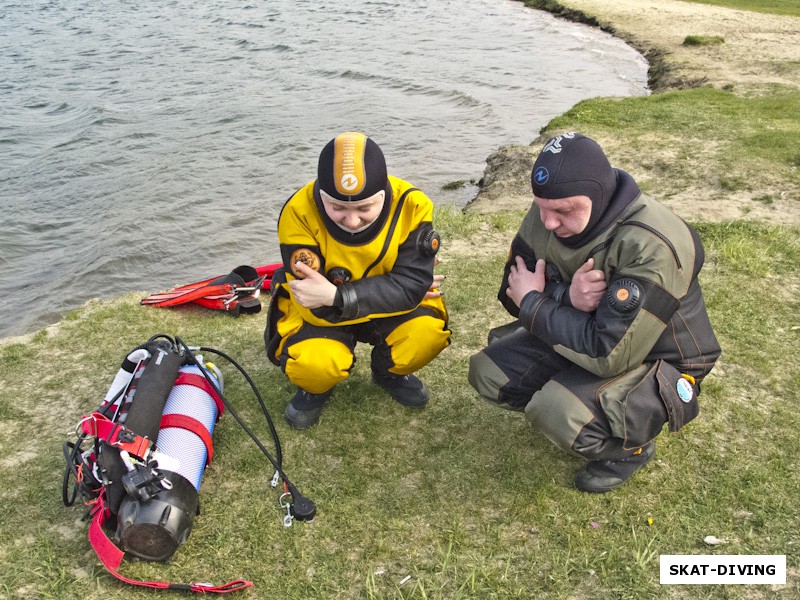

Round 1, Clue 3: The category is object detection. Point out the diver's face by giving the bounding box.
[320,189,385,233]
[535,194,592,237]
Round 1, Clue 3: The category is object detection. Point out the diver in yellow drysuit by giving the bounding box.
[265,131,450,428]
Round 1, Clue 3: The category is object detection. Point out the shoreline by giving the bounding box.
[535,0,800,93]
[3,0,799,346]
[465,0,800,217]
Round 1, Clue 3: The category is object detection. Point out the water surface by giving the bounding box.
[0,0,648,337]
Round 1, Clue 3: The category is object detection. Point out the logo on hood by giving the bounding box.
[340,174,359,192]
[541,132,577,154]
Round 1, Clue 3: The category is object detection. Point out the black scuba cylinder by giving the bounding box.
[114,355,224,562]
[98,341,183,516]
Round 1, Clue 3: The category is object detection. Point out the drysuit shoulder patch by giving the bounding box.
[290,248,321,278]
[606,278,641,314]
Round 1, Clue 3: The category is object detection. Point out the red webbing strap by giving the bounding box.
[81,413,153,460]
[160,413,214,464]
[173,373,225,418]
[88,496,252,593]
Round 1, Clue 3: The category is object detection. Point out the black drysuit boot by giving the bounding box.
[372,371,429,408]
[574,442,656,493]
[285,388,333,429]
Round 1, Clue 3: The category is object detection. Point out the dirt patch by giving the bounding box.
[440,226,514,261]
[465,0,800,226]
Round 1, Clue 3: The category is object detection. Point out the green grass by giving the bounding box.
[543,86,800,201]
[683,35,725,46]
[442,180,466,190]
[1,215,798,599]
[678,0,800,18]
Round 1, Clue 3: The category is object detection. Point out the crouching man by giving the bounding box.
[468,133,720,492]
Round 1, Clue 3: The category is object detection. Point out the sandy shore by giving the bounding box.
[466,0,800,224]
[555,0,800,92]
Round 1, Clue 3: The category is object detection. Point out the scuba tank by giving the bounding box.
[62,334,315,594]
[95,340,183,527]
[115,361,224,562]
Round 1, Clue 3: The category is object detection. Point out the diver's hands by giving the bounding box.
[506,256,545,308]
[291,259,445,307]
[423,257,444,300]
[569,258,607,313]
[505,256,605,312]
[424,274,444,300]
[289,261,337,309]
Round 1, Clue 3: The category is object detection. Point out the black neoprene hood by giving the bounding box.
[530,132,617,207]
[530,132,620,247]
[317,132,388,202]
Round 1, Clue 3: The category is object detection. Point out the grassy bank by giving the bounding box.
[2,0,799,598]
[1,213,798,599]
[545,86,800,213]
[680,0,800,18]
[499,0,800,225]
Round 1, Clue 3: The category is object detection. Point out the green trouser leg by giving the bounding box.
[469,328,653,460]
[524,366,623,460]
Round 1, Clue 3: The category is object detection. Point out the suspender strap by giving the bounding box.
[88,495,252,594]
[362,187,416,279]
[81,413,154,460]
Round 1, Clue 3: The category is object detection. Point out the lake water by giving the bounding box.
[0,0,648,338]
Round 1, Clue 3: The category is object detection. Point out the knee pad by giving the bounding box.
[525,380,594,454]
[284,337,354,394]
[384,316,450,375]
[468,351,508,403]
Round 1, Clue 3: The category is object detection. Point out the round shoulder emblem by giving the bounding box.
[289,248,321,279]
[418,229,441,257]
[676,377,694,403]
[606,278,641,314]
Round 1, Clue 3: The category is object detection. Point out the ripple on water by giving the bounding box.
[0,0,648,337]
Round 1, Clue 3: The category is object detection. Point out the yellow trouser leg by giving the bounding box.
[284,337,354,394]
[383,315,450,375]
